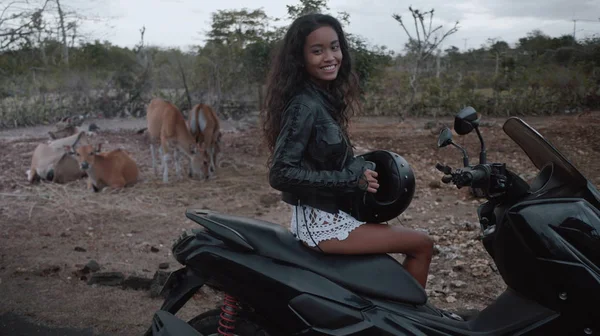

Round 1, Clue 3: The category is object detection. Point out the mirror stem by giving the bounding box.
[474,127,486,164]
[451,142,470,167]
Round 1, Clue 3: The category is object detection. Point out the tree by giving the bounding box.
[55,0,70,66]
[207,8,270,48]
[244,39,274,111]
[286,0,330,20]
[392,6,459,117]
[0,0,51,51]
[348,37,393,91]
[1,0,110,61]
[199,8,275,111]
[487,38,509,77]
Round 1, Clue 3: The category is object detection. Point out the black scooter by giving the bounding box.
[145,107,600,336]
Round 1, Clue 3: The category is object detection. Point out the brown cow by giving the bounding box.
[27,131,91,184]
[66,143,139,192]
[187,103,222,179]
[145,98,208,182]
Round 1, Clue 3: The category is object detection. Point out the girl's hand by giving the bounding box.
[359,169,379,193]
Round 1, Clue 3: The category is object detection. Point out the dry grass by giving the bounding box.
[0,125,288,335]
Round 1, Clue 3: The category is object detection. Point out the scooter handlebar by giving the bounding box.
[437,164,490,188]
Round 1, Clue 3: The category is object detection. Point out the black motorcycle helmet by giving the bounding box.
[350,150,416,223]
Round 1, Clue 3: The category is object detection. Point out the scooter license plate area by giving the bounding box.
[159,267,188,297]
[159,267,206,299]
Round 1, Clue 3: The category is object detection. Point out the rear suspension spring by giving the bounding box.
[218,294,239,336]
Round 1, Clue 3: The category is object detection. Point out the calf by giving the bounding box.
[66,143,139,192]
[145,98,208,182]
[27,131,90,184]
[188,103,222,179]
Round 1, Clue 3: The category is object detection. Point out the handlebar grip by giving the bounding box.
[436,163,452,174]
[466,167,487,184]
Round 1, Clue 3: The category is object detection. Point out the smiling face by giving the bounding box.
[303,25,343,85]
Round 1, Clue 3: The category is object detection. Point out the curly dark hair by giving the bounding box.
[261,13,361,166]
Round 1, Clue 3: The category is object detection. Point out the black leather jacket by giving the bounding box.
[268,82,368,214]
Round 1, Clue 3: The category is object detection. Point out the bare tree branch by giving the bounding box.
[0,0,51,51]
[392,6,460,118]
[391,14,414,41]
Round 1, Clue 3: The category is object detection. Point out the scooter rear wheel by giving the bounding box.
[187,308,272,336]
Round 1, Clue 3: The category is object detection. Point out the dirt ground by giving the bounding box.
[0,112,599,335]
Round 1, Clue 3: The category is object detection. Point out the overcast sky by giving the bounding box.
[83,0,600,53]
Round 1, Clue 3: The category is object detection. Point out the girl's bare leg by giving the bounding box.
[314,223,434,288]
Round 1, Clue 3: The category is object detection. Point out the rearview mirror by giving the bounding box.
[454,106,480,135]
[437,127,453,148]
[436,126,470,167]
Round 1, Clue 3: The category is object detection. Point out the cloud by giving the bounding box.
[331,0,600,52]
[77,0,600,53]
[484,0,600,21]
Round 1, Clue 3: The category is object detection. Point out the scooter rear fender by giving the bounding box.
[158,266,206,313]
[142,266,206,336]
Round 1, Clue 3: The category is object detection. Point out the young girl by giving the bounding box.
[261,13,434,289]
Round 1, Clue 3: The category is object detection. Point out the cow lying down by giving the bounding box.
[65,142,140,192]
[26,131,92,184]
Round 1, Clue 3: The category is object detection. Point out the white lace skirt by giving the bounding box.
[290,204,366,247]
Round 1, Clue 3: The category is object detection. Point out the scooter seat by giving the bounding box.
[186,209,428,305]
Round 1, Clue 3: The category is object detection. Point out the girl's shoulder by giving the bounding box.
[284,87,323,114]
